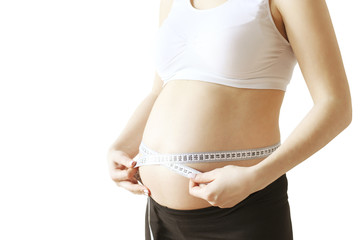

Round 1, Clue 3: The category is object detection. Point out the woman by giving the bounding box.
[107,0,352,239]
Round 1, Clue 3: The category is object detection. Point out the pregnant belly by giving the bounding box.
[138,80,284,210]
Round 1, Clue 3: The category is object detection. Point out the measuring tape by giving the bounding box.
[133,141,281,179]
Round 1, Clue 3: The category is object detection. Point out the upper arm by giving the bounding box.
[276,0,351,107]
[150,0,174,96]
[150,71,164,96]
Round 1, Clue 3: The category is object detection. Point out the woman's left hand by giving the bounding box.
[188,165,261,208]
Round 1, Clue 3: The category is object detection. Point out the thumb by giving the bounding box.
[191,170,216,184]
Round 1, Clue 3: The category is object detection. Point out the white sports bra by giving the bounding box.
[153,0,297,91]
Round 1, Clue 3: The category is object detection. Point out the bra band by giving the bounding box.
[133,142,280,179]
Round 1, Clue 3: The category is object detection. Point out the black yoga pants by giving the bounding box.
[145,173,293,240]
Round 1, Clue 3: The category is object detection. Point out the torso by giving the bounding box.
[139,0,289,210]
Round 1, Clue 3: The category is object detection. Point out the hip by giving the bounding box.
[145,174,293,240]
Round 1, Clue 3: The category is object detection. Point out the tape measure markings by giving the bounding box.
[134,142,280,179]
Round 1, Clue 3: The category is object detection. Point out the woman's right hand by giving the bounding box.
[107,148,151,196]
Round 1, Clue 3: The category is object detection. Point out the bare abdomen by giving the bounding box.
[139,79,284,210]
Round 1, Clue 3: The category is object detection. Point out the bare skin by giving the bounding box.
[108,0,351,210]
[138,0,291,210]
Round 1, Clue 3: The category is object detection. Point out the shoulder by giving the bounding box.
[274,0,326,16]
[274,0,350,105]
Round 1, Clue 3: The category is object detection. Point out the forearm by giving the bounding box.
[109,92,159,158]
[252,98,352,191]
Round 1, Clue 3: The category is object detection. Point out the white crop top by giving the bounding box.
[153,0,297,91]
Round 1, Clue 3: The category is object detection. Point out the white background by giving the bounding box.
[0,0,358,239]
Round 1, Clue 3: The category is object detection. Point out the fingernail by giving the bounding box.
[189,173,197,180]
[130,160,136,167]
[143,189,150,196]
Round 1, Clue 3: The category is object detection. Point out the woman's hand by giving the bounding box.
[189,165,260,208]
[107,148,150,196]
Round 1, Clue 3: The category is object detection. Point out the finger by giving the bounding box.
[117,180,151,196]
[110,168,134,182]
[127,167,139,179]
[128,177,140,184]
[114,164,126,170]
[111,151,137,168]
[189,179,207,199]
[191,170,217,184]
